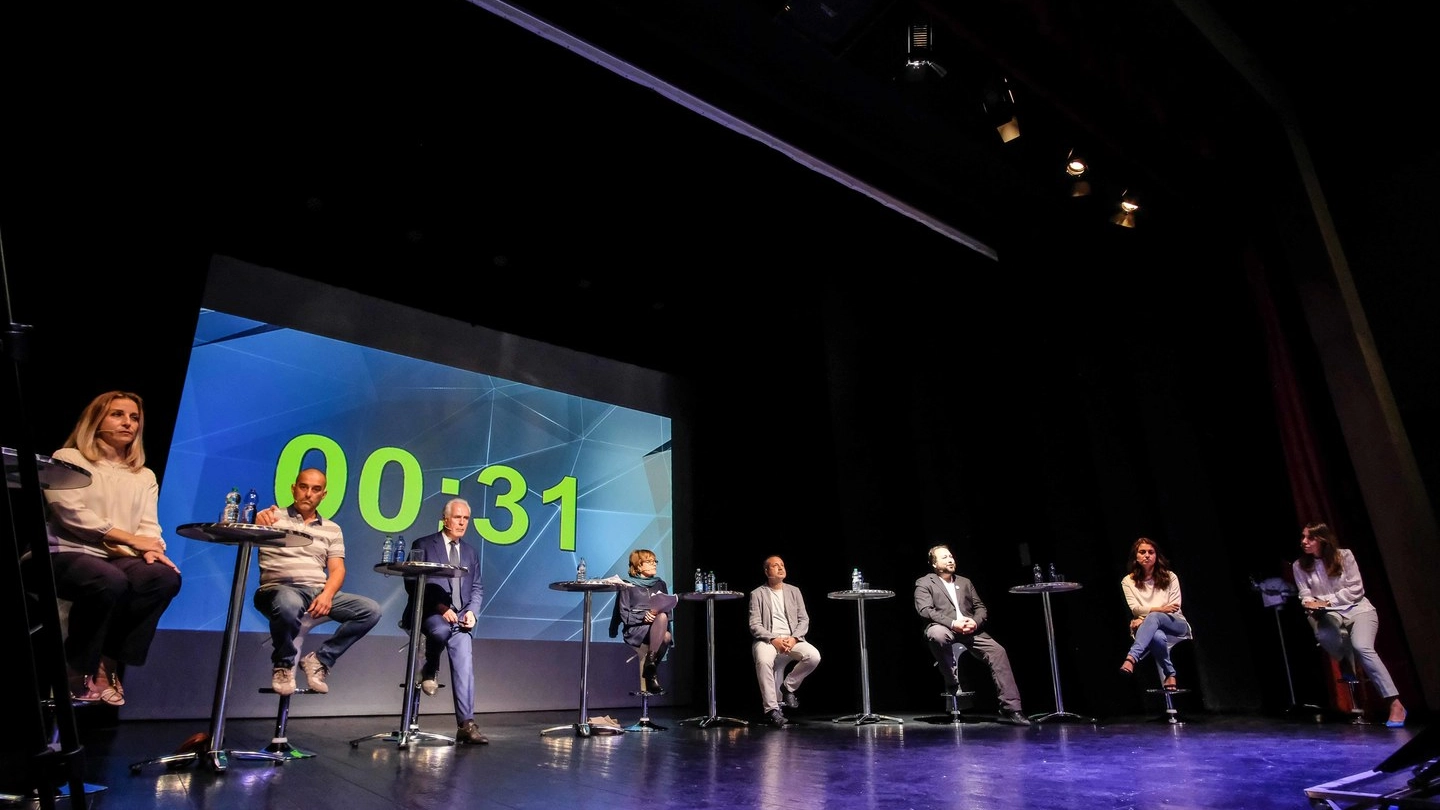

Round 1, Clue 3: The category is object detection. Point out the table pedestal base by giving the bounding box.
[129,746,288,774]
[350,684,455,749]
[833,712,904,726]
[540,721,626,737]
[680,714,749,729]
[350,728,456,749]
[1028,710,1092,724]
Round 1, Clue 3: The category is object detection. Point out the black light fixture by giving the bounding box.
[1065,149,1090,197]
[903,23,946,81]
[1110,190,1140,228]
[982,77,1020,143]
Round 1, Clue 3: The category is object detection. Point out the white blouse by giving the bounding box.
[1292,548,1374,617]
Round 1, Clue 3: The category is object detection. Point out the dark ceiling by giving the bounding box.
[450,0,1430,255]
[3,0,1434,379]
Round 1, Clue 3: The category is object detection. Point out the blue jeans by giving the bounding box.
[1127,612,1191,677]
[253,584,381,669]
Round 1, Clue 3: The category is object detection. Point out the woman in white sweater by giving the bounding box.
[37,391,182,706]
[1119,537,1190,691]
[1294,521,1407,727]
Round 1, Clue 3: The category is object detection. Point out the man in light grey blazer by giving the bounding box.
[747,556,822,727]
[914,545,1030,726]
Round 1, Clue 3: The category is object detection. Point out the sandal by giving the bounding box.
[1120,655,1137,675]
[99,676,125,706]
[95,661,125,706]
[71,675,106,704]
[1163,676,1178,693]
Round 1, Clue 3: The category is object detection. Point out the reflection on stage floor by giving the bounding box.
[23,706,1431,810]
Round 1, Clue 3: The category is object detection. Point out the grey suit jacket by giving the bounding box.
[748,583,811,641]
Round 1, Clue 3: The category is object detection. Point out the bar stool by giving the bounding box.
[257,614,321,759]
[1140,635,1193,725]
[1336,652,1369,725]
[625,643,665,732]
[920,646,975,725]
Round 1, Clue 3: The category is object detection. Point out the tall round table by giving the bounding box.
[541,580,627,737]
[680,590,749,728]
[828,589,903,725]
[1008,581,1092,724]
[350,560,468,749]
[130,522,314,773]
[4,447,92,490]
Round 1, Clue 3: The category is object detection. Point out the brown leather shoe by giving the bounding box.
[457,720,489,744]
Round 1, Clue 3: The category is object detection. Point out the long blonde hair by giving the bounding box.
[65,390,147,471]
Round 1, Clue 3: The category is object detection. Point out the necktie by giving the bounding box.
[449,542,463,609]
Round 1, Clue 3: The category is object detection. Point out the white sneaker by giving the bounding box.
[298,652,329,694]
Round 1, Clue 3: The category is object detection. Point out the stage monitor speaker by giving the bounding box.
[1377,724,1438,773]
[1376,723,1439,790]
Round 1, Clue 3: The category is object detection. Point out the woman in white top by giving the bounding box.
[1119,537,1190,691]
[1294,521,1406,727]
[35,391,182,706]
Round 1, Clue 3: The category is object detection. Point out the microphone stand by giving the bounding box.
[1250,577,1324,721]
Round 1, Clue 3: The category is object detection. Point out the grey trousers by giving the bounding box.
[925,624,1022,712]
[1308,608,1398,699]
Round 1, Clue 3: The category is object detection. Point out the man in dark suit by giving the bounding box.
[404,497,488,744]
[913,545,1031,726]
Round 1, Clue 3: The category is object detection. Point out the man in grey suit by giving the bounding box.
[404,497,488,744]
[914,545,1031,726]
[747,556,822,727]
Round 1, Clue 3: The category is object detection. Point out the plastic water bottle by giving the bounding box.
[381,535,394,565]
[1048,562,1058,583]
[576,557,587,582]
[240,488,258,524]
[1032,564,1043,584]
[221,487,240,523]
[395,535,407,563]
[694,568,704,592]
[851,568,863,591]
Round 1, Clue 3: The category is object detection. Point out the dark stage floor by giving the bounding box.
[16,706,1437,809]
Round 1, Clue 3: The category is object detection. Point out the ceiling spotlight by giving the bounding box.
[903,24,946,80]
[982,77,1020,143]
[1065,150,1090,197]
[1110,191,1140,228]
